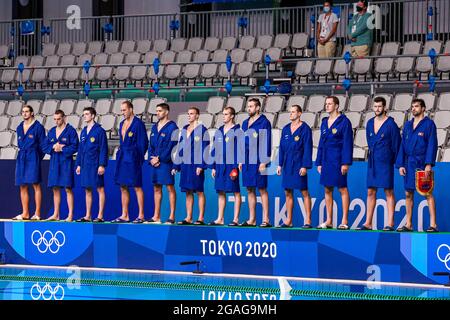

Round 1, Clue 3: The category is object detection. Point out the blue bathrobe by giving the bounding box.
[114,117,148,188]
[76,122,108,188]
[43,124,79,188]
[210,124,242,193]
[174,124,209,192]
[316,114,353,188]
[395,116,438,192]
[148,120,179,185]
[241,114,272,189]
[15,120,46,186]
[366,116,401,189]
[279,122,313,190]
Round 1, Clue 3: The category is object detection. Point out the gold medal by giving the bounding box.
[128,131,134,137]
[194,136,200,142]
[90,137,95,143]
[225,136,230,143]
[332,128,337,134]
[294,136,300,141]
[253,132,258,138]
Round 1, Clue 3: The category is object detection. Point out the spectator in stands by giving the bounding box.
[113,101,148,223]
[358,97,401,231]
[147,103,178,225]
[317,1,339,58]
[239,98,272,227]
[396,99,438,232]
[75,107,108,223]
[276,105,313,228]
[172,107,210,225]
[12,105,46,221]
[209,106,243,226]
[316,96,353,230]
[43,110,79,221]
[347,0,373,57]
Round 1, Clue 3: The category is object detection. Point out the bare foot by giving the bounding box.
[45,214,60,221]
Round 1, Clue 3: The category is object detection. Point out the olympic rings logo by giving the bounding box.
[30,283,65,300]
[436,244,450,271]
[31,230,66,254]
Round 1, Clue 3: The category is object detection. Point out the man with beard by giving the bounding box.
[396,99,438,232]
[358,97,401,231]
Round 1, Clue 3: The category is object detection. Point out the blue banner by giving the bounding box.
[0,161,449,232]
[1,221,449,285]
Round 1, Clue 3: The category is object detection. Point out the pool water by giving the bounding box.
[0,266,449,300]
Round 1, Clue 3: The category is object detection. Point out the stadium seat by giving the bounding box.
[286,95,307,110]
[58,99,77,115]
[238,35,256,50]
[104,41,121,54]
[0,116,9,131]
[136,40,153,54]
[204,37,220,52]
[170,38,187,52]
[120,40,136,54]
[291,33,309,56]
[392,93,413,111]
[153,39,169,53]
[264,96,285,113]
[256,35,273,50]
[220,37,237,50]
[6,100,24,116]
[0,131,13,147]
[207,96,226,114]
[187,37,204,52]
[71,42,87,56]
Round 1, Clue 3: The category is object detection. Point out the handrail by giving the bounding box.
[1,52,448,71]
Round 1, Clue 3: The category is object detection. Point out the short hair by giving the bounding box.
[411,98,426,109]
[373,96,386,107]
[121,100,133,109]
[54,110,65,117]
[188,107,200,115]
[359,0,368,7]
[83,107,97,116]
[223,106,236,117]
[247,98,261,108]
[22,105,34,114]
[325,95,340,106]
[291,104,303,113]
[324,0,333,6]
[157,102,170,112]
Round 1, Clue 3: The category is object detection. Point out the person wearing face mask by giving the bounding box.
[347,0,373,57]
[317,1,339,58]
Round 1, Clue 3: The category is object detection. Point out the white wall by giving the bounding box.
[0,1,12,21]
[43,0,92,21]
[124,0,180,15]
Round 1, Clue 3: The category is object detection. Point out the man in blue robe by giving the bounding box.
[316,96,353,230]
[147,102,178,224]
[239,98,272,227]
[43,110,79,221]
[113,100,149,223]
[396,98,438,232]
[172,107,209,225]
[276,105,313,228]
[13,105,46,221]
[209,106,242,226]
[358,97,400,231]
[75,107,108,223]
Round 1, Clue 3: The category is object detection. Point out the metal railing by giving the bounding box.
[0,0,449,57]
[1,52,448,72]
